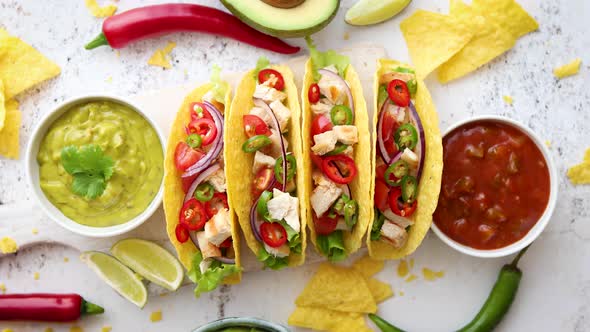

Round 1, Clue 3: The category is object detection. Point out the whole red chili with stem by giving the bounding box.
[0,293,104,322]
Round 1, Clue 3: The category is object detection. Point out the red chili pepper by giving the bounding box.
[0,294,104,322]
[85,4,300,54]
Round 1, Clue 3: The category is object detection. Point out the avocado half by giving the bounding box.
[221,0,340,38]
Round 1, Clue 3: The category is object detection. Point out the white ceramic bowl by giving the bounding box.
[26,95,165,238]
[430,115,558,258]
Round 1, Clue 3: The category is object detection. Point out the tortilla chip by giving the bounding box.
[366,277,394,303]
[288,306,372,332]
[0,237,18,254]
[567,148,590,185]
[0,80,5,131]
[423,267,445,281]
[301,61,372,257]
[0,29,61,99]
[226,65,306,267]
[0,100,21,159]
[148,42,176,69]
[84,0,117,17]
[400,10,473,79]
[352,255,385,278]
[554,58,582,79]
[368,59,443,260]
[503,95,514,105]
[295,263,377,313]
[472,0,538,39]
[437,0,516,83]
[162,82,241,284]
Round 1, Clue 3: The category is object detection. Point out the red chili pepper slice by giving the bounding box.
[308,83,321,104]
[219,237,233,249]
[313,214,338,235]
[243,114,271,138]
[189,102,213,122]
[258,69,285,90]
[187,118,217,146]
[179,198,208,231]
[260,222,287,248]
[205,192,229,219]
[175,223,190,243]
[388,187,417,217]
[321,155,358,185]
[387,79,410,107]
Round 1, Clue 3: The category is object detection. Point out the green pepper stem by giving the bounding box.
[81,299,105,316]
[85,33,109,50]
[509,245,531,268]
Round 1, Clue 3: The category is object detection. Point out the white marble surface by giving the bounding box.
[1,0,589,331]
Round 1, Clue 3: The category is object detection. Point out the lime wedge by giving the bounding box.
[111,239,183,291]
[345,0,412,26]
[80,251,147,308]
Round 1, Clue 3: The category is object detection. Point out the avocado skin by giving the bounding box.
[220,0,340,38]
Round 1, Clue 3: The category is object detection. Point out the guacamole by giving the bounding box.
[37,100,163,227]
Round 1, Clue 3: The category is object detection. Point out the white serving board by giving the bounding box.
[0,44,386,294]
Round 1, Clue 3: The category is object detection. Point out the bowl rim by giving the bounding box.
[430,115,559,258]
[25,94,165,238]
[191,317,290,332]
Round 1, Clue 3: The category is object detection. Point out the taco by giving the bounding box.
[226,58,306,270]
[163,66,241,297]
[301,38,372,262]
[368,59,443,259]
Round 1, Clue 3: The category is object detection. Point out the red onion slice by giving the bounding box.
[214,256,236,265]
[249,176,277,243]
[182,101,224,178]
[377,99,402,165]
[183,163,220,203]
[408,102,426,181]
[253,98,287,191]
[318,69,355,117]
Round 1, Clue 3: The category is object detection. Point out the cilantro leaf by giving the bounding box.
[60,144,115,200]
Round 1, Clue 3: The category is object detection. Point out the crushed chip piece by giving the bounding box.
[397,259,409,278]
[366,278,394,303]
[34,272,40,280]
[554,58,582,79]
[503,95,513,105]
[69,327,83,332]
[64,257,70,262]
[400,10,473,78]
[84,0,117,18]
[44,328,54,332]
[423,268,445,281]
[438,0,516,83]
[2,329,14,332]
[567,149,590,185]
[545,140,552,148]
[295,263,377,313]
[405,274,417,282]
[352,255,384,278]
[0,29,61,99]
[399,291,405,296]
[288,306,372,332]
[32,228,39,235]
[343,32,350,40]
[0,237,18,254]
[472,0,538,39]
[150,310,162,322]
[105,76,113,83]
[148,42,176,69]
[0,100,21,159]
[101,327,111,332]
[409,258,414,269]
[0,79,5,131]
[0,283,6,293]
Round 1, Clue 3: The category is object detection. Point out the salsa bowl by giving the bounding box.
[430,115,558,258]
[26,95,165,238]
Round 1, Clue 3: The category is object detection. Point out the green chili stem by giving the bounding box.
[509,245,530,268]
[85,33,109,50]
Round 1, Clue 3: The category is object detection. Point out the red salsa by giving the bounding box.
[433,120,550,250]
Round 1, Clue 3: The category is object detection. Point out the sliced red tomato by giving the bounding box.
[260,222,288,247]
[311,115,333,142]
[205,192,229,219]
[243,114,271,138]
[174,142,204,172]
[310,153,324,170]
[175,223,190,243]
[181,173,199,193]
[219,237,233,249]
[374,179,390,211]
[179,198,208,231]
[187,118,217,146]
[252,167,274,197]
[308,83,321,104]
[388,187,417,217]
[381,111,400,156]
[258,69,285,90]
[313,214,338,235]
[321,155,358,184]
[387,79,410,107]
[189,102,213,122]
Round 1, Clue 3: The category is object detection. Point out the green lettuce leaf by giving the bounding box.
[252,56,270,80]
[317,231,347,262]
[305,36,350,81]
[377,85,388,109]
[371,208,385,241]
[279,220,302,254]
[187,252,241,298]
[210,64,229,104]
[257,247,288,270]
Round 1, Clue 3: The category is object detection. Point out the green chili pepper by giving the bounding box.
[257,190,273,221]
[400,175,418,203]
[274,154,296,184]
[343,199,358,228]
[326,143,349,156]
[330,105,353,125]
[186,134,202,149]
[370,208,385,241]
[242,135,272,153]
[384,160,410,187]
[394,123,418,151]
[368,313,406,332]
[194,182,214,202]
[331,194,349,216]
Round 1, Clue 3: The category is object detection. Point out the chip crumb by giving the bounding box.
[503,95,513,105]
[105,76,113,83]
[0,283,6,293]
[159,292,168,297]
[399,291,405,296]
[409,258,414,269]
[115,50,120,58]
[34,272,40,280]
[0,237,18,254]
[150,310,162,322]
[2,329,14,332]
[101,326,112,332]
[567,148,590,185]
[545,140,551,148]
[405,274,418,282]
[44,328,54,332]
[70,326,83,332]
[84,0,117,18]
[554,58,582,79]
[32,228,39,235]
[343,32,350,40]
[423,268,445,281]
[148,42,176,69]
[0,100,21,159]
[64,257,70,262]
[397,259,409,278]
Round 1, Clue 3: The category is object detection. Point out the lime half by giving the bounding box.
[345,0,412,26]
[81,251,147,308]
[111,238,183,291]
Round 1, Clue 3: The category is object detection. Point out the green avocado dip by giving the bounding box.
[37,100,163,227]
